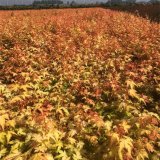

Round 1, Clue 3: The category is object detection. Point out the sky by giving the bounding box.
[0,0,107,6]
[0,0,148,6]
[0,0,33,5]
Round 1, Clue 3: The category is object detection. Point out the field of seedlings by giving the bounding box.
[0,8,160,160]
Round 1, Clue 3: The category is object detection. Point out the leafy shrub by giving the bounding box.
[0,8,160,160]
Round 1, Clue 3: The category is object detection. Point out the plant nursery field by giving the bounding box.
[0,8,160,160]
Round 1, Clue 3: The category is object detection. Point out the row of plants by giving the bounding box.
[0,8,160,160]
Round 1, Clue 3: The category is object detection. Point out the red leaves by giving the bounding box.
[32,101,53,124]
[94,88,102,99]
[148,130,160,141]
[114,121,131,137]
[114,125,126,137]
[139,115,159,127]
[85,98,95,106]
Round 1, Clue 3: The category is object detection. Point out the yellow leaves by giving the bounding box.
[10,96,22,103]
[104,120,112,131]
[17,128,26,136]
[20,92,31,99]
[120,121,131,133]
[145,143,154,152]
[0,148,7,159]
[10,141,23,154]
[107,59,114,68]
[6,120,16,128]
[109,134,133,160]
[35,144,48,153]
[3,152,22,160]
[0,84,6,93]
[128,89,139,99]
[119,102,135,112]
[56,107,69,116]
[0,114,9,130]
[32,134,43,143]
[8,84,20,92]
[6,131,14,143]
[0,8,159,160]
[128,88,146,104]
[9,83,32,93]
[46,130,64,143]
[73,150,83,160]
[89,136,98,144]
[68,129,77,137]
[0,131,14,147]
[126,79,137,89]
[148,112,160,120]
[76,141,84,150]
[20,84,32,92]
[127,80,146,104]
[0,116,6,131]
[0,132,6,144]
[9,89,31,103]
[68,137,76,144]
[85,135,98,144]
[136,149,149,160]
[55,150,69,160]
[52,141,63,152]
[29,153,47,160]
[118,136,133,160]
[110,133,120,145]
[45,154,54,160]
[140,129,151,136]
[0,84,11,98]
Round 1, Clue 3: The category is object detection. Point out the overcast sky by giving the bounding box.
[0,0,148,6]
[0,0,33,5]
[0,0,106,6]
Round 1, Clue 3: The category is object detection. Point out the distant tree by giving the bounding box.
[33,0,63,6]
[67,1,70,6]
[149,0,160,4]
[70,1,76,7]
[126,0,136,4]
[110,0,123,5]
